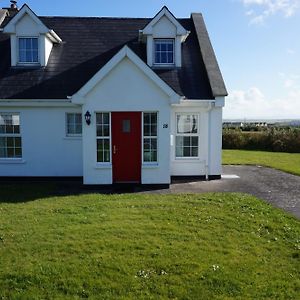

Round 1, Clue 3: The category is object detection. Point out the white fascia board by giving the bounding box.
[0,99,78,107]
[46,30,62,44]
[142,7,189,36]
[172,99,216,108]
[72,45,181,105]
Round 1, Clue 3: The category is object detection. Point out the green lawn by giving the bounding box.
[223,150,300,176]
[0,186,299,299]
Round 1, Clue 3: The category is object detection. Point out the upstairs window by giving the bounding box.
[154,39,174,65]
[19,37,39,64]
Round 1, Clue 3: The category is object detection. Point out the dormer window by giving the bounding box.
[154,39,174,65]
[2,4,62,67]
[19,37,38,64]
[140,6,190,68]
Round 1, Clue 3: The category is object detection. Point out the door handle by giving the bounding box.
[113,145,117,154]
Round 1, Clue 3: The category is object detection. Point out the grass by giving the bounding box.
[223,149,300,176]
[0,185,299,299]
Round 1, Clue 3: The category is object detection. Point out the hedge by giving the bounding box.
[222,128,300,153]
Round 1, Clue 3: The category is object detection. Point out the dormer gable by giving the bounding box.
[3,4,62,67]
[139,6,190,68]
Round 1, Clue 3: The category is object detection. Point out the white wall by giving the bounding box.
[82,57,171,185]
[170,102,224,177]
[152,16,176,37]
[0,106,83,177]
[170,106,208,176]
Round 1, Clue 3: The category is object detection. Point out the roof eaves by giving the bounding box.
[191,13,228,97]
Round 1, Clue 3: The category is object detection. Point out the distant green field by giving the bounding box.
[223,150,300,176]
[0,189,299,299]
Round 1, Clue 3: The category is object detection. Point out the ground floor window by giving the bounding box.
[143,112,158,162]
[0,113,22,158]
[66,113,82,136]
[176,114,199,158]
[96,113,110,163]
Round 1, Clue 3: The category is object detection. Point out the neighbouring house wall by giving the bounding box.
[82,57,171,185]
[0,106,83,177]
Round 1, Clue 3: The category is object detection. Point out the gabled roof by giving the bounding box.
[73,45,181,104]
[3,4,62,43]
[141,6,189,37]
[192,13,228,97]
[0,10,227,100]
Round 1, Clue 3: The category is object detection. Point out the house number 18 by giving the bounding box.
[163,124,168,128]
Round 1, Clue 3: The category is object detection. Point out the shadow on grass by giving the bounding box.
[0,181,170,203]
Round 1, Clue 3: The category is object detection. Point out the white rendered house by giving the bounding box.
[0,3,227,186]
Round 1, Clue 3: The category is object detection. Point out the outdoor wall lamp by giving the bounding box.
[84,111,91,125]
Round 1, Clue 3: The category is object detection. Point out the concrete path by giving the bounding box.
[166,165,300,219]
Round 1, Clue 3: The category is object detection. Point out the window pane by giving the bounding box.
[0,137,6,148]
[0,125,5,134]
[144,124,150,137]
[150,124,157,136]
[177,114,198,134]
[103,113,109,125]
[0,114,22,159]
[103,125,109,136]
[97,138,110,163]
[15,137,22,148]
[15,147,22,158]
[192,147,198,157]
[19,38,38,63]
[154,39,174,64]
[176,147,183,157]
[144,138,150,150]
[66,113,82,135]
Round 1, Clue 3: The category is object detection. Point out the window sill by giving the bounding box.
[94,163,112,169]
[174,158,201,162]
[142,163,159,168]
[0,158,26,164]
[64,136,82,140]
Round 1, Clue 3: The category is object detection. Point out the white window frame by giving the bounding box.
[96,112,111,164]
[17,36,39,65]
[175,113,200,160]
[153,38,175,66]
[65,113,82,137]
[0,113,22,160]
[142,112,159,164]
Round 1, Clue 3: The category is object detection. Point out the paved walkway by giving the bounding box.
[167,165,300,219]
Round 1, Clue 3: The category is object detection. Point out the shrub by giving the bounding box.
[222,128,300,153]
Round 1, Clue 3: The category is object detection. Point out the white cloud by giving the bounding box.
[224,86,300,119]
[286,48,296,55]
[242,0,300,24]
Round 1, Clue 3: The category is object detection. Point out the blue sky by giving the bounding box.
[4,0,300,119]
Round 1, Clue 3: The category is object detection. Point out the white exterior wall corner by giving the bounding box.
[170,98,224,177]
[0,105,83,177]
[81,56,172,185]
[208,97,225,176]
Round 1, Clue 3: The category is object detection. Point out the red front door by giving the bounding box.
[112,112,141,183]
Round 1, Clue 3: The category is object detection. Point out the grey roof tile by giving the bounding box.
[0,14,225,100]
